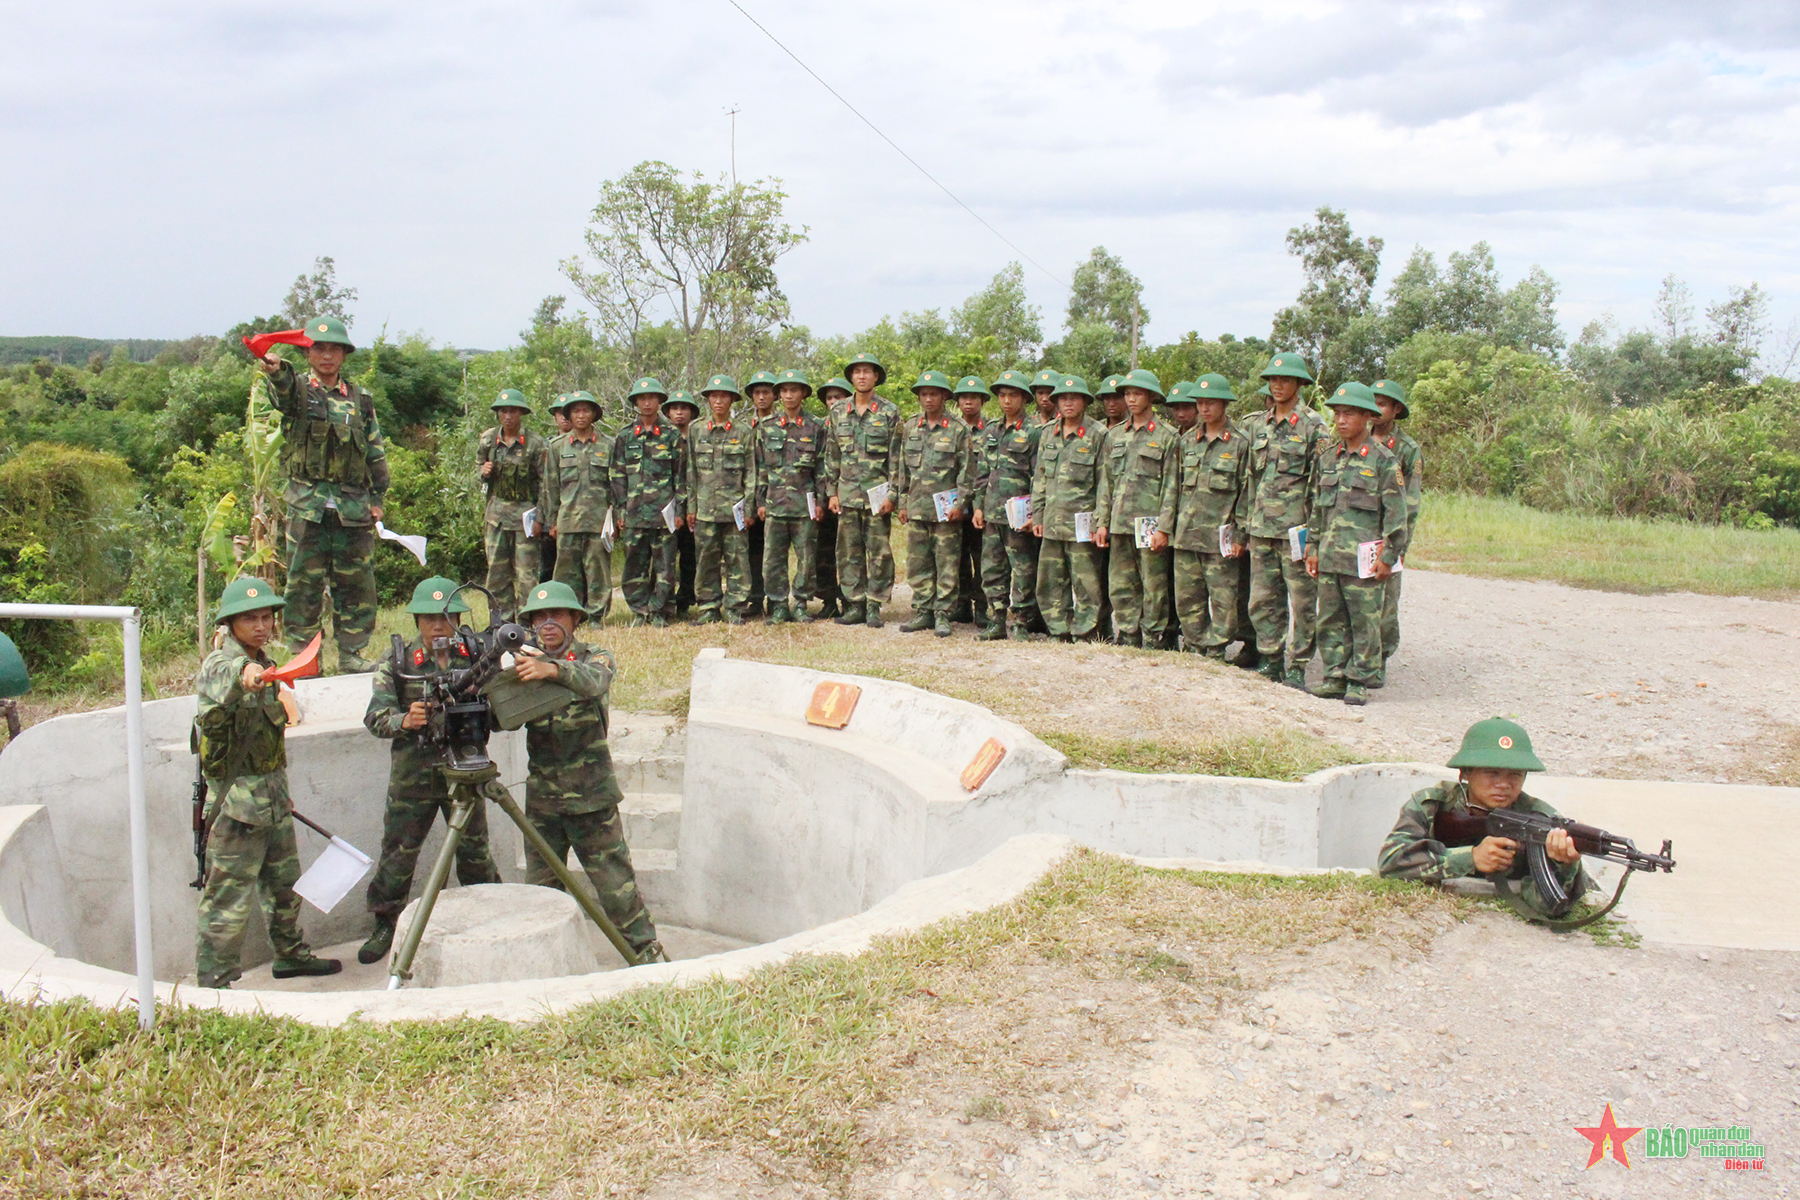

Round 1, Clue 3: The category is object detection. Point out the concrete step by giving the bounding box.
[613,753,684,795]
[620,792,681,851]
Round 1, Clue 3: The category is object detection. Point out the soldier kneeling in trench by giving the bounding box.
[514,581,667,963]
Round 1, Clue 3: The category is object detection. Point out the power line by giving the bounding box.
[725,0,1069,292]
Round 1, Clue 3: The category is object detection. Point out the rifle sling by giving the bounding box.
[1492,869,1634,932]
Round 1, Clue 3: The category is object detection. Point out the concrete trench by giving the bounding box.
[0,649,1789,1025]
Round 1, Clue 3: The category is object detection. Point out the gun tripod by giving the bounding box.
[387,763,641,989]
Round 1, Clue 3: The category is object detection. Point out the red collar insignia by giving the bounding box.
[413,649,425,666]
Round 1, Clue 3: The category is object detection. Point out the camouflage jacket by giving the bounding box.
[266,363,389,526]
[524,642,624,816]
[754,412,826,519]
[1159,425,1251,553]
[1030,420,1106,541]
[545,431,613,534]
[194,633,288,827]
[478,427,549,529]
[366,636,477,792]
[822,396,902,508]
[1380,428,1424,534]
[685,417,758,524]
[609,419,685,530]
[1306,438,1409,574]
[980,417,1041,516]
[1377,781,1587,911]
[894,415,977,523]
[1244,405,1327,539]
[1095,419,1178,531]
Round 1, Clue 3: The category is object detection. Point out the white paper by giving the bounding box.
[806,493,821,521]
[931,489,960,522]
[600,507,616,552]
[1134,515,1159,548]
[293,835,373,915]
[1218,523,1234,556]
[521,506,540,536]
[1073,511,1094,543]
[375,521,428,566]
[866,481,891,511]
[1005,495,1032,531]
[660,497,681,532]
[1357,539,1384,578]
[1287,524,1308,561]
[731,499,747,530]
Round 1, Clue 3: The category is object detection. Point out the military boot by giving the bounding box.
[272,952,343,979]
[1283,666,1308,690]
[358,916,396,965]
[1255,657,1285,682]
[1343,683,1369,707]
[934,613,953,637]
[794,602,815,624]
[900,610,934,633]
[977,609,1009,641]
[950,600,974,623]
[766,603,791,625]
[1008,616,1033,641]
[1309,680,1347,700]
[1227,644,1262,671]
[817,596,842,619]
[865,603,884,629]
[834,603,866,626]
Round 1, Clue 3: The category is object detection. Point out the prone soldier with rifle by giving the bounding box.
[1378,716,1675,927]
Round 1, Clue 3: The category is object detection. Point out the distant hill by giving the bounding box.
[0,336,178,367]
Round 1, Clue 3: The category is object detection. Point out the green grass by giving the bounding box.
[1412,492,1800,599]
[1038,727,1356,782]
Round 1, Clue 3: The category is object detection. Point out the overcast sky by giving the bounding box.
[4,0,1797,358]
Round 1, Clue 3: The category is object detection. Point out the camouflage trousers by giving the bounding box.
[956,519,984,614]
[979,521,1039,614]
[675,526,696,612]
[904,518,960,614]
[814,509,845,604]
[552,532,613,624]
[620,527,678,619]
[1234,552,1255,643]
[747,520,766,613]
[1107,540,1171,639]
[284,511,376,660]
[1248,536,1318,668]
[836,509,895,605]
[694,520,752,618]
[1172,549,1242,652]
[524,804,659,955]
[1316,572,1385,687]
[1095,544,1113,639]
[195,809,306,988]
[365,783,502,919]
[762,516,817,607]
[483,523,542,616]
[1381,569,1404,663]
[1037,538,1105,637]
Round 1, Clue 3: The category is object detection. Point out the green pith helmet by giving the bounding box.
[1032,369,1059,392]
[1118,367,1165,399]
[627,376,669,401]
[819,375,853,398]
[1050,374,1094,399]
[1447,717,1546,772]
[304,315,355,352]
[843,352,887,386]
[1325,381,1382,416]
[547,393,569,413]
[911,370,953,394]
[991,369,1034,396]
[662,390,700,416]
[564,390,601,416]
[745,370,779,393]
[1372,378,1410,419]
[1097,373,1125,397]
[1260,351,1315,382]
[1256,384,1272,398]
[953,374,991,398]
[0,631,28,698]
[700,373,742,399]
[406,576,471,616]
[774,367,814,396]
[517,580,585,622]
[1167,381,1195,402]
[1191,373,1237,402]
[215,576,286,624]
[491,388,532,413]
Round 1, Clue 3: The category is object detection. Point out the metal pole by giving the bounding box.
[121,610,155,1031]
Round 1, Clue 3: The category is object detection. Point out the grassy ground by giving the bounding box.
[1410,492,1800,599]
[0,850,1462,1198]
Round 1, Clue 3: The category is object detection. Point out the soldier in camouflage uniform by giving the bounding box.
[1031,376,1108,641]
[255,315,388,671]
[539,394,569,584]
[951,376,992,626]
[1245,352,1328,688]
[1159,374,1251,656]
[192,578,340,988]
[744,370,780,617]
[1097,374,1128,430]
[1378,717,1589,916]
[1156,382,1198,651]
[514,581,665,961]
[756,368,825,623]
[1304,383,1408,706]
[1031,369,1059,426]
[812,376,853,619]
[1095,368,1178,649]
[358,577,502,963]
[664,391,702,616]
[611,377,685,626]
[477,388,547,616]
[686,374,758,624]
[1372,378,1423,684]
[545,391,615,622]
[824,353,901,628]
[895,371,979,637]
[973,369,1042,641]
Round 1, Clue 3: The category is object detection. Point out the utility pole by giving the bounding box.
[1129,300,1140,371]
[725,105,742,184]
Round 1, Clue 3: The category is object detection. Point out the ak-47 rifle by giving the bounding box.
[1432,806,1675,928]
[190,761,209,890]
